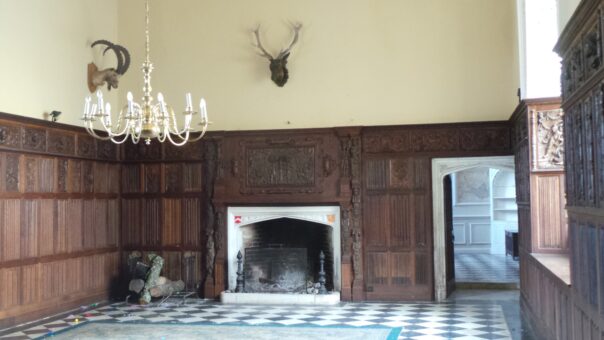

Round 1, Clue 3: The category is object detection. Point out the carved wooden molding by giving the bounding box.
[363,125,510,154]
[531,109,565,171]
[238,137,325,195]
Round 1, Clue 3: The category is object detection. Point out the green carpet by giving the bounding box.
[48,322,401,340]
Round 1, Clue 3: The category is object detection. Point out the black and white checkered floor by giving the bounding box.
[0,299,513,340]
[455,253,519,283]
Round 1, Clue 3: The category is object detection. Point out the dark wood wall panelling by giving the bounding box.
[511,98,572,340]
[526,0,604,338]
[190,122,512,301]
[0,114,513,326]
[120,140,210,292]
[0,113,119,329]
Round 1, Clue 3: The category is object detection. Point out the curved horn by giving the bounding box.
[113,45,131,75]
[91,39,114,49]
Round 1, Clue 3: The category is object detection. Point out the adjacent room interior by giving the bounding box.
[0,0,602,339]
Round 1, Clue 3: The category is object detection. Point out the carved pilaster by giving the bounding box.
[349,136,363,286]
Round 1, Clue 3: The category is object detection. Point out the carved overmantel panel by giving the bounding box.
[530,109,565,171]
[215,130,342,205]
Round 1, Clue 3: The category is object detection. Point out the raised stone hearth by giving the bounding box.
[225,206,341,303]
[220,291,341,305]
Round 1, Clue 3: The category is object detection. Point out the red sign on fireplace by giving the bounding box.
[234,216,242,224]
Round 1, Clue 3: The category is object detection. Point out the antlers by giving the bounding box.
[91,40,131,75]
[252,23,302,60]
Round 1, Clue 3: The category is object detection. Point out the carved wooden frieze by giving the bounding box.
[531,109,565,171]
[21,127,46,152]
[47,131,75,156]
[239,137,324,194]
[411,129,458,152]
[5,154,20,192]
[76,134,96,158]
[363,131,411,153]
[459,128,510,151]
[0,124,20,149]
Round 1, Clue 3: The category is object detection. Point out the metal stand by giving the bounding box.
[318,251,327,294]
[236,250,245,292]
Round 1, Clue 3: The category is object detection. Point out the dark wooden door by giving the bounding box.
[363,156,432,300]
[444,175,455,297]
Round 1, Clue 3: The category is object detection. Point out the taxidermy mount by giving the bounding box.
[253,23,302,87]
[88,40,131,92]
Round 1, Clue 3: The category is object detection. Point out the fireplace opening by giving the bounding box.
[240,218,334,293]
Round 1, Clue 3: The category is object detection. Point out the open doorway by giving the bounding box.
[446,168,519,290]
[432,156,518,301]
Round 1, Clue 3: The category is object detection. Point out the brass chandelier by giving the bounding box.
[82,0,209,145]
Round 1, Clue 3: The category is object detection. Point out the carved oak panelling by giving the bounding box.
[47,131,75,156]
[81,161,94,193]
[183,163,203,192]
[143,163,161,193]
[2,199,21,261]
[76,134,96,158]
[21,200,39,259]
[124,141,161,160]
[365,159,387,190]
[24,157,37,192]
[96,140,117,160]
[68,160,82,193]
[122,164,141,193]
[21,127,46,152]
[531,109,565,171]
[5,153,20,192]
[0,124,20,148]
[38,158,54,193]
[164,163,183,193]
[57,159,68,192]
[182,198,202,246]
[121,199,142,247]
[583,96,596,206]
[584,20,602,80]
[164,141,203,161]
[143,199,161,246]
[38,200,55,256]
[596,84,604,207]
[162,199,182,246]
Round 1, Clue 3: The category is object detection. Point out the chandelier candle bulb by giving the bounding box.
[200,98,208,121]
[185,93,193,111]
[83,97,91,119]
[127,92,134,113]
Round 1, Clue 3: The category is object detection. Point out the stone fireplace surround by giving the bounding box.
[224,206,341,303]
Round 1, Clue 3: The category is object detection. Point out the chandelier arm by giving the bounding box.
[188,122,209,142]
[85,123,113,141]
[110,134,132,144]
[166,131,190,146]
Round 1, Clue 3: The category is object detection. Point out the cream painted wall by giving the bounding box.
[118,0,519,131]
[0,0,118,126]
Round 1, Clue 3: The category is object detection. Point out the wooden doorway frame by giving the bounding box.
[431,156,514,301]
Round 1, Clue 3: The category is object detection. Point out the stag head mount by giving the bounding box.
[88,39,131,92]
[253,23,302,87]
